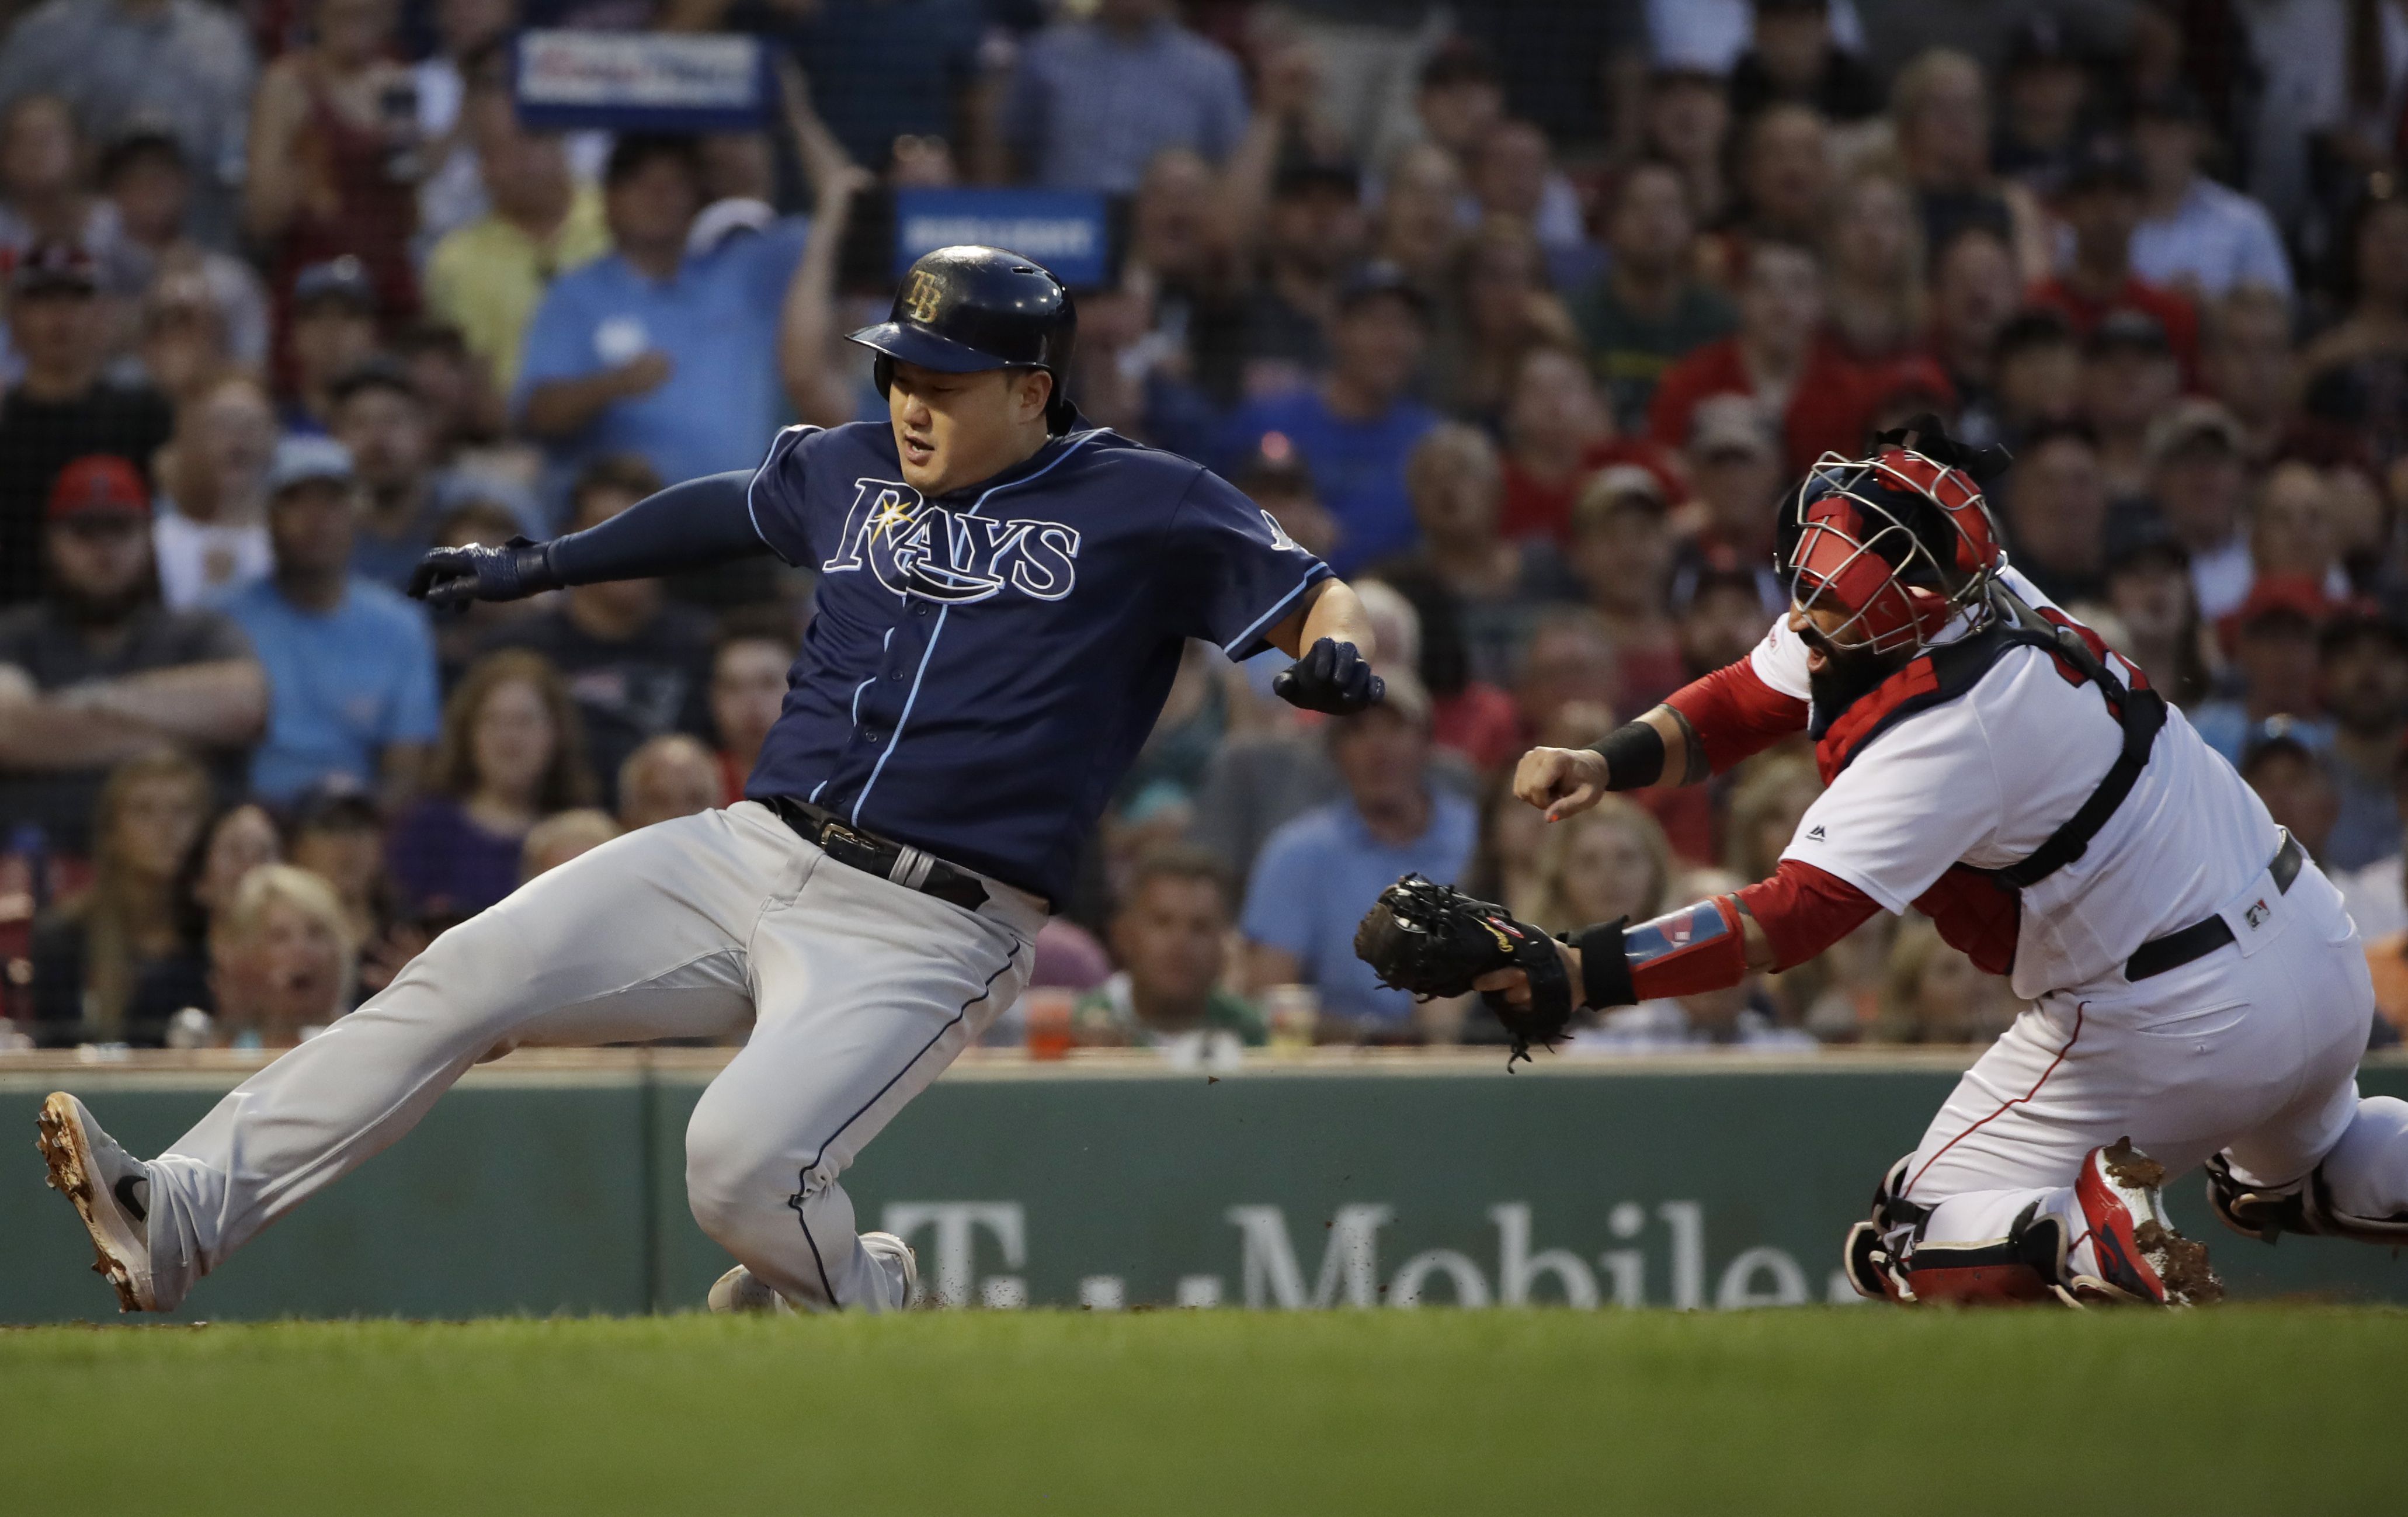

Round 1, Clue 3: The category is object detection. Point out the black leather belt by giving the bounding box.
[2125,832,2303,981]
[765,796,989,913]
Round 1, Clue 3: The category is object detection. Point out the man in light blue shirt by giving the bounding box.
[1002,0,1249,192]
[2129,89,2292,301]
[1240,674,1476,1033]
[515,134,810,499]
[224,437,440,804]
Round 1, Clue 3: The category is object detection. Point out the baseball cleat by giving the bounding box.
[2069,1138,2222,1306]
[706,1265,795,1315]
[860,1230,920,1310]
[36,1092,158,1312]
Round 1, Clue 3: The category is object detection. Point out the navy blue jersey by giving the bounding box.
[741,420,1329,903]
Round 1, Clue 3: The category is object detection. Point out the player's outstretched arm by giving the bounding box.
[1266,579,1384,715]
[407,470,773,606]
[1514,705,1700,821]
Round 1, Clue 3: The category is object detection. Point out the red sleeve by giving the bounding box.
[1662,660,1810,775]
[1733,859,1883,971]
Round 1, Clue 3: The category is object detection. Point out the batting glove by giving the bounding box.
[1273,637,1384,715]
[407,537,562,606]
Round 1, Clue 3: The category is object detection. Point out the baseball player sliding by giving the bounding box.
[1363,419,2408,1305]
[37,246,1384,1315]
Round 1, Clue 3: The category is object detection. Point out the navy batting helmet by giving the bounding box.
[847,246,1079,433]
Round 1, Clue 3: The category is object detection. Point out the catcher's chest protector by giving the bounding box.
[1809,608,2168,974]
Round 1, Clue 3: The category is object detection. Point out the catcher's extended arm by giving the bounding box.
[1353,876,1576,1066]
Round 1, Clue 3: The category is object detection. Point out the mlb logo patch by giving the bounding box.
[2244,898,2271,931]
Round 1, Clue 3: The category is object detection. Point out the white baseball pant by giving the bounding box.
[140,801,1042,1312]
[1899,856,2408,1272]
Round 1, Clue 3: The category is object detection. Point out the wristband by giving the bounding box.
[1589,721,1666,790]
[1568,919,1635,1008]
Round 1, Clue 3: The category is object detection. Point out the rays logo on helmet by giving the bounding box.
[821,478,1082,603]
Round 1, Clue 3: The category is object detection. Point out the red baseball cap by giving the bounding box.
[46,454,149,523]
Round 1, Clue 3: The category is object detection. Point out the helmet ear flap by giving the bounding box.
[873,353,894,400]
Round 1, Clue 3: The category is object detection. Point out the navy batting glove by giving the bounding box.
[1273,637,1384,715]
[407,536,561,607]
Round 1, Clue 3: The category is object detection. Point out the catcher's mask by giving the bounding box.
[1775,416,2009,658]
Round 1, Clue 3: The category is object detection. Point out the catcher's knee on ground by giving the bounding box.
[1842,1156,2080,1306]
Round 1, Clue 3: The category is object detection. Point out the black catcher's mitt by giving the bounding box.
[1353,874,1575,1067]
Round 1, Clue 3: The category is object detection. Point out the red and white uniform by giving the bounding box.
[1665,565,2408,1270]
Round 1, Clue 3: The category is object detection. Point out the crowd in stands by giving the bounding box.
[8,0,2408,1058]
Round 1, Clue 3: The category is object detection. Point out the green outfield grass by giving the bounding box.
[2,1308,2402,1515]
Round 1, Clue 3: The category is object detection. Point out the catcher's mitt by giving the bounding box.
[1353,874,1576,1067]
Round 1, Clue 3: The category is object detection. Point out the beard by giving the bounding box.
[1803,626,1912,731]
[58,579,150,629]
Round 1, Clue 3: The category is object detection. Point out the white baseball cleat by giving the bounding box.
[706,1264,796,1314]
[2068,1137,2222,1307]
[860,1230,920,1311]
[36,1092,159,1312]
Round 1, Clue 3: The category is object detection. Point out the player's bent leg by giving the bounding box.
[94,807,786,1311]
[682,859,1038,1313]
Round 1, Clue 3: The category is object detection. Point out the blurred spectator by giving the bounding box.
[1229,436,1340,565]
[516,133,816,489]
[2240,719,2342,864]
[408,0,522,252]
[1240,674,1474,1037]
[284,783,410,995]
[778,0,992,174]
[128,270,235,405]
[2100,519,2213,709]
[244,0,422,345]
[282,256,383,433]
[1643,67,1732,229]
[1217,263,1436,575]
[0,0,255,250]
[1677,564,1774,681]
[1869,918,2017,1044]
[0,95,124,274]
[1728,0,1882,124]
[2303,189,2408,472]
[388,650,595,919]
[1645,0,1866,77]
[1514,606,1618,750]
[1497,344,1629,544]
[123,799,280,1029]
[1429,216,1578,423]
[151,378,276,616]
[1511,797,1674,936]
[1217,160,1367,404]
[1569,466,1686,713]
[521,806,620,882]
[2148,402,2254,626]
[2319,611,2408,871]
[29,748,209,1044]
[1729,103,1833,261]
[0,241,172,606]
[424,65,610,395]
[204,863,357,1048]
[1724,754,1823,883]
[96,129,270,371]
[332,359,530,591]
[2208,284,2296,465]
[2027,140,2201,377]
[2086,310,2185,499]
[2129,87,2292,301]
[1822,165,1925,362]
[1987,307,2083,445]
[1649,235,1866,474]
[1892,48,2045,280]
[1997,420,2108,605]
[2194,579,2336,763]
[1929,227,2021,440]
[0,455,265,855]
[1375,424,1547,690]
[2251,459,2347,596]
[707,607,798,805]
[1572,160,1735,433]
[1411,36,1504,173]
[1468,118,1595,291]
[1670,394,1784,599]
[617,733,720,832]
[1002,0,1246,193]
[478,456,714,803]
[225,436,440,805]
[1990,14,2091,197]
[1370,141,1465,299]
[1074,846,1263,1050]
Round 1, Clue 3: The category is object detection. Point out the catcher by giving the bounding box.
[1358,419,2408,1306]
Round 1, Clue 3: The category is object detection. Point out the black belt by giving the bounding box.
[2125,832,2303,982]
[765,796,989,913]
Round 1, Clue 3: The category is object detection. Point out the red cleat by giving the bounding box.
[2069,1138,2222,1306]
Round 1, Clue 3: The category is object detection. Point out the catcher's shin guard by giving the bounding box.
[2204,1151,2408,1246]
[1840,1155,2083,1307]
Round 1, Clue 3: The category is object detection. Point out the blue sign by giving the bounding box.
[514,30,770,133]
[892,189,1110,288]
